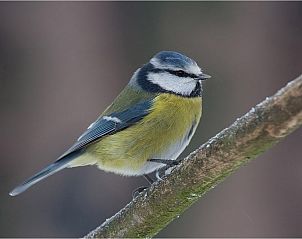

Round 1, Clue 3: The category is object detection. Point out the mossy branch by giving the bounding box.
[84,75,302,238]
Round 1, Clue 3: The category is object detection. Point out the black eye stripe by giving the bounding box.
[165,69,197,78]
[147,64,198,78]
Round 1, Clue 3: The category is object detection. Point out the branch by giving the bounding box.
[84,75,302,238]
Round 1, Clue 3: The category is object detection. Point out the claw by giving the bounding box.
[132,186,148,198]
[155,159,182,180]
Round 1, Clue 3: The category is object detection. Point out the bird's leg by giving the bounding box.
[143,174,154,184]
[132,174,154,198]
[148,158,180,167]
[132,159,181,198]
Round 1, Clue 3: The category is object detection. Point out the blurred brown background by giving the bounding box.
[1,2,302,237]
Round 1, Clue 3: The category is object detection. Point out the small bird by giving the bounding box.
[9,51,210,196]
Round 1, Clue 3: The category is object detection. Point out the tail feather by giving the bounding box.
[9,151,81,196]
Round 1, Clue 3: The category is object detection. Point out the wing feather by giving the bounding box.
[60,99,153,158]
[9,99,153,196]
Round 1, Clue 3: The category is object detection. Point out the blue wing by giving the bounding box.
[9,99,153,196]
[61,99,153,158]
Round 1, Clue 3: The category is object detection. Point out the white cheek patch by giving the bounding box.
[148,72,197,96]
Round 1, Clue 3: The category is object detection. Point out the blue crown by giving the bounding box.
[151,51,197,69]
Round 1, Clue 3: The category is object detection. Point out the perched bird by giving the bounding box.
[9,51,210,196]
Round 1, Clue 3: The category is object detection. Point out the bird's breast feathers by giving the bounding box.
[80,93,202,175]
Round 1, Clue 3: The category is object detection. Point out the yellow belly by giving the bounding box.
[73,94,202,175]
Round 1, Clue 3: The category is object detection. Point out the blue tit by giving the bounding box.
[9,51,211,196]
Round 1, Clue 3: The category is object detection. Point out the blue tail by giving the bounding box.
[9,151,81,196]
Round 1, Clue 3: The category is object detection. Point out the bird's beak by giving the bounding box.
[196,72,211,81]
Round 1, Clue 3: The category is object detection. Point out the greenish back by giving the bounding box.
[101,85,156,116]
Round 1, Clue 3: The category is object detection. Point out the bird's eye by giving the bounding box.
[175,70,186,77]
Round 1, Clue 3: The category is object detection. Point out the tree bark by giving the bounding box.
[84,75,302,238]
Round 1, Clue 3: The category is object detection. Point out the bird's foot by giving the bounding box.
[132,174,155,198]
[148,158,182,180]
[132,160,181,198]
[132,186,148,198]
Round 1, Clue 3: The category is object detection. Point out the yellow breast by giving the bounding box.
[85,94,202,175]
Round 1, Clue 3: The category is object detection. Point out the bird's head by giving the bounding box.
[132,51,210,97]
